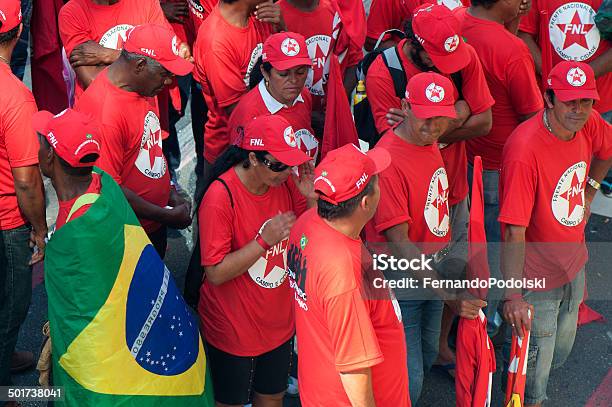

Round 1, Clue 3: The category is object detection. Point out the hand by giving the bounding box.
[70,41,120,67]
[446,295,487,319]
[29,229,47,265]
[178,42,194,63]
[168,187,191,213]
[161,1,189,23]
[386,108,407,127]
[164,202,192,229]
[454,100,471,125]
[503,297,534,338]
[255,0,286,30]
[260,211,296,247]
[292,161,318,201]
[518,0,532,15]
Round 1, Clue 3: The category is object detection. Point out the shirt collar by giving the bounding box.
[258,80,304,114]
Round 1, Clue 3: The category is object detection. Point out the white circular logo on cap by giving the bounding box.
[281,38,300,57]
[444,35,460,53]
[171,36,180,56]
[425,83,445,103]
[566,67,586,87]
[284,126,297,147]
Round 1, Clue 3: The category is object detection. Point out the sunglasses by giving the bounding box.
[256,153,290,172]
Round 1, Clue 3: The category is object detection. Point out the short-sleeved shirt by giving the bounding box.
[228,81,318,159]
[458,9,544,170]
[193,5,274,163]
[58,0,170,99]
[366,0,468,43]
[181,0,218,45]
[366,131,452,253]
[519,0,611,113]
[198,168,306,356]
[499,110,612,289]
[365,39,494,205]
[278,0,363,111]
[0,63,39,231]
[55,173,102,230]
[75,70,170,233]
[287,208,409,407]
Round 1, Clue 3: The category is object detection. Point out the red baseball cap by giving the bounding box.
[0,0,21,33]
[314,144,391,205]
[262,32,312,71]
[241,115,310,166]
[412,3,470,74]
[547,61,599,102]
[123,24,193,76]
[406,72,457,119]
[32,109,101,168]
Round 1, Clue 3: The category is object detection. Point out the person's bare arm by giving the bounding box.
[518,31,542,76]
[344,65,358,100]
[339,368,376,407]
[439,107,493,144]
[70,41,121,89]
[589,48,612,79]
[585,157,612,217]
[517,111,539,123]
[12,166,47,264]
[121,186,192,229]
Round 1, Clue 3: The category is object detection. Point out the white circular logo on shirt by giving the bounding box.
[99,24,134,50]
[281,38,301,57]
[566,67,587,86]
[444,35,460,53]
[243,43,264,87]
[284,126,297,147]
[548,3,600,62]
[248,220,289,289]
[424,167,450,237]
[551,161,587,227]
[305,34,332,97]
[295,128,319,160]
[135,111,167,179]
[171,36,180,56]
[425,83,445,103]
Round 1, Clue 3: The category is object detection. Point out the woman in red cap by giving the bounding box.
[228,31,320,162]
[198,114,315,407]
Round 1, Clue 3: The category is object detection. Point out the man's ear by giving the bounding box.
[260,66,270,83]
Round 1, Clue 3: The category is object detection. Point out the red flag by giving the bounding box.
[505,316,531,407]
[540,10,553,91]
[578,276,605,326]
[456,156,496,407]
[333,0,366,50]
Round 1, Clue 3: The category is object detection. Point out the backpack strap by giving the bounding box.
[66,193,100,223]
[381,47,407,99]
[214,178,234,209]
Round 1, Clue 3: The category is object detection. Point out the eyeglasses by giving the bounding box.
[258,156,290,172]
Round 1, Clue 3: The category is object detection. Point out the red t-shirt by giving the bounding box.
[498,110,612,289]
[193,5,274,164]
[365,39,494,205]
[458,9,544,170]
[59,0,170,100]
[228,81,319,160]
[198,168,307,356]
[0,63,39,231]
[55,173,102,230]
[366,0,468,43]
[75,70,171,234]
[519,0,612,113]
[279,0,363,111]
[366,131,452,254]
[287,208,410,407]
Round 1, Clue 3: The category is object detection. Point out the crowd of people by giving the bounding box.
[0,0,610,406]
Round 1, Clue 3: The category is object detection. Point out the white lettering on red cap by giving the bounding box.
[250,139,264,147]
[567,67,586,87]
[284,126,297,147]
[281,38,300,57]
[425,83,445,103]
[47,132,59,148]
[444,35,459,53]
[140,48,157,57]
[0,10,5,21]
[356,172,369,189]
[172,36,180,57]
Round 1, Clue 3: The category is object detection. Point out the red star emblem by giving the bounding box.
[569,69,585,86]
[312,42,327,85]
[146,128,163,169]
[434,178,449,226]
[429,87,442,99]
[556,11,594,50]
[561,172,584,218]
[262,239,288,278]
[286,41,298,53]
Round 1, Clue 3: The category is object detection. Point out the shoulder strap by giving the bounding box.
[381,47,407,99]
[215,178,234,209]
[66,193,100,223]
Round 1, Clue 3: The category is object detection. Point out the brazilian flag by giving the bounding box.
[44,169,214,406]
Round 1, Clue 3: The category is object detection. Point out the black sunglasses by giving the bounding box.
[255,152,290,172]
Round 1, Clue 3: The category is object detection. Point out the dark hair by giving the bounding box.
[403,19,437,73]
[248,56,268,90]
[545,89,556,103]
[206,145,271,189]
[317,176,376,220]
[470,0,500,9]
[40,135,96,176]
[120,49,161,68]
[0,25,19,45]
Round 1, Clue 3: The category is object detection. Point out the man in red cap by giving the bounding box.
[228,32,318,161]
[499,61,611,407]
[287,143,412,407]
[58,0,190,100]
[366,2,494,377]
[0,0,47,391]
[76,23,194,258]
[365,72,487,404]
